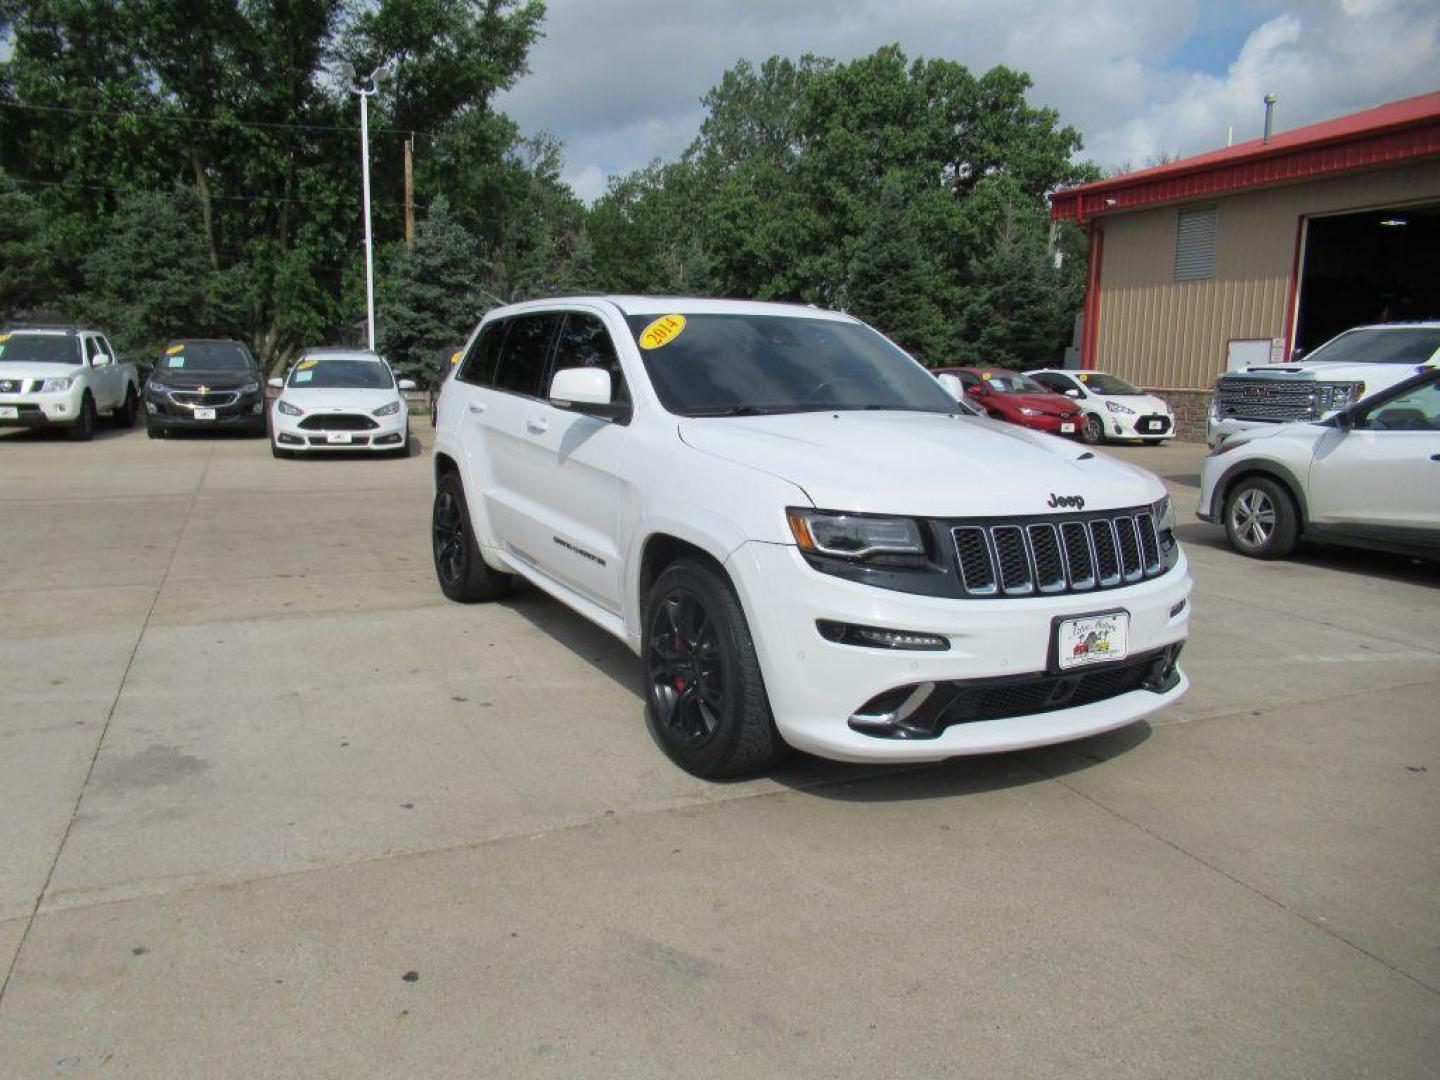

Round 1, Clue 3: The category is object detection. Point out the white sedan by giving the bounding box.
[1028,369,1175,444]
[268,349,415,458]
[1198,369,1440,559]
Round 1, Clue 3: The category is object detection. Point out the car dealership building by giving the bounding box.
[1049,92,1440,437]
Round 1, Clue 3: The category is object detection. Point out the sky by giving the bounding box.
[495,0,1440,203]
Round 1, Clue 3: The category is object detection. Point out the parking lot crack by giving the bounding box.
[0,443,217,1011]
[1031,765,1440,999]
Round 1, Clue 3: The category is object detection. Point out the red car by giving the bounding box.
[934,367,1081,436]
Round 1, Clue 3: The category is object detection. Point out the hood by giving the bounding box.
[278,386,400,412]
[0,362,83,383]
[1227,361,1402,383]
[1101,392,1171,414]
[989,392,1076,415]
[149,369,259,390]
[678,410,1163,517]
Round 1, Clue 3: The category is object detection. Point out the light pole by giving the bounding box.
[341,61,385,352]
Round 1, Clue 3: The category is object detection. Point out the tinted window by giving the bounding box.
[1307,327,1440,365]
[1076,372,1142,395]
[288,359,394,389]
[457,321,508,387]
[980,371,1050,394]
[161,342,254,371]
[1030,372,1075,394]
[0,333,82,365]
[492,313,561,397]
[552,313,629,406]
[623,312,955,416]
[86,337,106,362]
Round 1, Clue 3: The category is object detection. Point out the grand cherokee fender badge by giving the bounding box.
[1047,493,1085,510]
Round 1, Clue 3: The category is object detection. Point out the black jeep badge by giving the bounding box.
[1048,493,1085,510]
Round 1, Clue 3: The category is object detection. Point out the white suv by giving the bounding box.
[1208,322,1440,448]
[432,297,1191,777]
[1199,369,1440,560]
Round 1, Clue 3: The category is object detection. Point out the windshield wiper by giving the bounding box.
[685,404,797,417]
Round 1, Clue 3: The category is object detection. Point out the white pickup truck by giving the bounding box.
[0,326,141,440]
[432,296,1191,777]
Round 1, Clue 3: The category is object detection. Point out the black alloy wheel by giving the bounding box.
[642,559,784,778]
[431,472,511,602]
[68,394,96,441]
[116,387,139,427]
[1081,412,1105,444]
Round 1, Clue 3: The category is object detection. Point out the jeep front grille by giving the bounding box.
[952,508,1165,598]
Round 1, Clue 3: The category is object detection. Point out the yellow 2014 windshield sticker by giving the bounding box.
[165,343,185,355]
[639,314,686,350]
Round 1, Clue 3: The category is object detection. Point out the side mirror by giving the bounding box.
[1065,388,1082,398]
[1334,409,1355,431]
[966,384,985,396]
[936,373,964,399]
[1290,347,1306,363]
[397,378,417,391]
[267,377,284,389]
[90,352,111,367]
[549,367,627,421]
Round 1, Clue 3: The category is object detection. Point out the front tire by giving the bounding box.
[1223,475,1298,559]
[115,386,139,427]
[1080,413,1105,444]
[643,559,785,779]
[146,419,165,439]
[68,394,96,441]
[432,471,511,602]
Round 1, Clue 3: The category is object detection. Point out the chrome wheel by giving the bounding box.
[1230,488,1276,548]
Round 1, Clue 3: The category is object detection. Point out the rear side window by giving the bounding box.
[552,313,630,406]
[1031,372,1073,394]
[492,313,561,397]
[457,320,508,387]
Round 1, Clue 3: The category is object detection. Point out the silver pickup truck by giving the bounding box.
[0,325,141,440]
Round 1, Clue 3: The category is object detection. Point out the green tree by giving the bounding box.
[377,196,481,384]
[0,169,59,320]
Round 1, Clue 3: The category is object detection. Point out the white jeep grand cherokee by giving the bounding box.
[432,297,1191,777]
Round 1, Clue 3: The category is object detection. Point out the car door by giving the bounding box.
[1307,377,1440,538]
[471,312,564,569]
[87,335,120,407]
[519,309,633,612]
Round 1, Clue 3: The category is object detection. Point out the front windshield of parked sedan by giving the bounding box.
[161,342,255,371]
[1077,372,1143,395]
[1305,327,1440,365]
[624,313,957,416]
[0,334,81,365]
[982,372,1051,394]
[288,358,395,389]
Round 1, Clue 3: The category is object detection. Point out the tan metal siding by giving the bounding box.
[1092,159,1440,388]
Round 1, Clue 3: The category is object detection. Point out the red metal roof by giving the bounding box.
[1051,91,1440,222]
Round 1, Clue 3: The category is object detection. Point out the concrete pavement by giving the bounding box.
[0,424,1436,1078]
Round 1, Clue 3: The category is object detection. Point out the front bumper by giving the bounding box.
[146,391,266,431]
[270,407,408,451]
[1012,413,1080,436]
[725,541,1191,763]
[1109,411,1175,440]
[0,390,83,427]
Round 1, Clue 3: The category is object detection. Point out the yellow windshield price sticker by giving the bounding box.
[1078,373,1089,382]
[165,343,184,355]
[0,334,11,343]
[449,350,462,365]
[639,314,686,350]
[298,358,318,370]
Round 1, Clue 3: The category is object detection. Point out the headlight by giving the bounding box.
[1105,400,1136,415]
[240,381,260,394]
[277,399,304,416]
[1319,381,1364,412]
[1151,494,1179,567]
[787,509,925,560]
[40,376,75,393]
[1017,407,1041,416]
[1150,494,1175,533]
[372,400,401,417]
[146,380,169,393]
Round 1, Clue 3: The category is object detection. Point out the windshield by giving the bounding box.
[160,342,254,371]
[623,312,957,416]
[1076,372,1142,395]
[1305,327,1440,365]
[288,359,394,389]
[981,371,1050,394]
[0,333,81,365]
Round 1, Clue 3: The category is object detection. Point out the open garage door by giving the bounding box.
[1295,202,1440,352]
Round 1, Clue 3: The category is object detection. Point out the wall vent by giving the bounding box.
[1174,207,1218,281]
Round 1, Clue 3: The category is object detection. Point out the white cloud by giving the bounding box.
[498,0,1440,201]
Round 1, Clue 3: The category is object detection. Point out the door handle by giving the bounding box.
[526,417,549,435]
[466,401,485,415]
